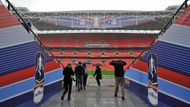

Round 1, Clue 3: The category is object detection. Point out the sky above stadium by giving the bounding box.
[3,0,185,12]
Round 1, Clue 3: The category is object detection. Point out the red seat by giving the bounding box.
[0,6,19,28]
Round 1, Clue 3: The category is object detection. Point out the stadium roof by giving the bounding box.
[35,29,160,34]
[19,10,176,18]
[4,0,184,12]
[0,0,2,5]
[166,5,180,10]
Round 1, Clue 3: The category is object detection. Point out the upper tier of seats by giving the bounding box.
[141,6,190,77]
[175,6,190,26]
[28,17,168,30]
[0,5,19,28]
[39,16,154,29]
[123,18,169,30]
[39,33,156,47]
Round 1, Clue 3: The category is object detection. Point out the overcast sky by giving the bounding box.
[2,0,185,12]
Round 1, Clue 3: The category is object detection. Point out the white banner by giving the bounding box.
[147,53,158,106]
[33,52,45,104]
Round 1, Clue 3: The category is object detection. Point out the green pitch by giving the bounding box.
[87,70,114,78]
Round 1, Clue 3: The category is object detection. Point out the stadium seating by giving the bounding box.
[0,4,54,75]
[35,15,156,29]
[50,49,141,57]
[38,33,155,70]
[31,19,80,30]
[99,16,155,29]
[1,0,190,106]
[0,0,60,79]
[40,16,94,29]
[123,18,169,30]
[39,33,156,47]
[175,6,190,26]
[0,6,19,28]
[0,2,63,106]
[126,4,190,107]
[142,27,190,76]
[0,42,51,75]
[26,13,169,30]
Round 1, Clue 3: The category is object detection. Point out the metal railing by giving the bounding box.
[5,0,64,67]
[126,0,189,70]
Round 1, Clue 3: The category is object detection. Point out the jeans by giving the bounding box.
[114,77,125,97]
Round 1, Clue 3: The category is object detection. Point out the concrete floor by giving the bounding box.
[40,78,147,107]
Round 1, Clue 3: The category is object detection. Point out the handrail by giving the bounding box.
[5,0,64,67]
[126,0,189,70]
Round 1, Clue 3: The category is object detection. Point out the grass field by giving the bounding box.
[87,70,114,78]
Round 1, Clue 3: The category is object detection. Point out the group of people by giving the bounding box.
[61,62,89,100]
[61,59,126,101]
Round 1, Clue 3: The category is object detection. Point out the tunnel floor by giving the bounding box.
[40,78,147,107]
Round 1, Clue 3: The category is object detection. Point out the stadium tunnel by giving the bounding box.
[0,0,190,107]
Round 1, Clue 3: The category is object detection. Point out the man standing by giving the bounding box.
[75,62,85,91]
[109,60,126,100]
[61,63,74,101]
[83,64,88,89]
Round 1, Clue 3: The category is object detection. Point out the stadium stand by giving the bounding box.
[39,33,156,47]
[50,49,142,57]
[98,16,155,28]
[21,9,173,30]
[1,0,189,106]
[37,32,156,70]
[126,1,190,106]
[0,4,53,76]
[0,1,62,106]
[37,32,155,70]
[0,5,19,28]
[0,42,52,75]
[118,18,170,30]
[175,6,190,26]
[29,18,82,30]
[29,17,169,30]
[39,16,94,29]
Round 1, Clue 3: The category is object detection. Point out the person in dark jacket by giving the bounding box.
[83,64,88,90]
[94,66,102,86]
[109,60,126,100]
[61,63,74,101]
[74,62,85,91]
